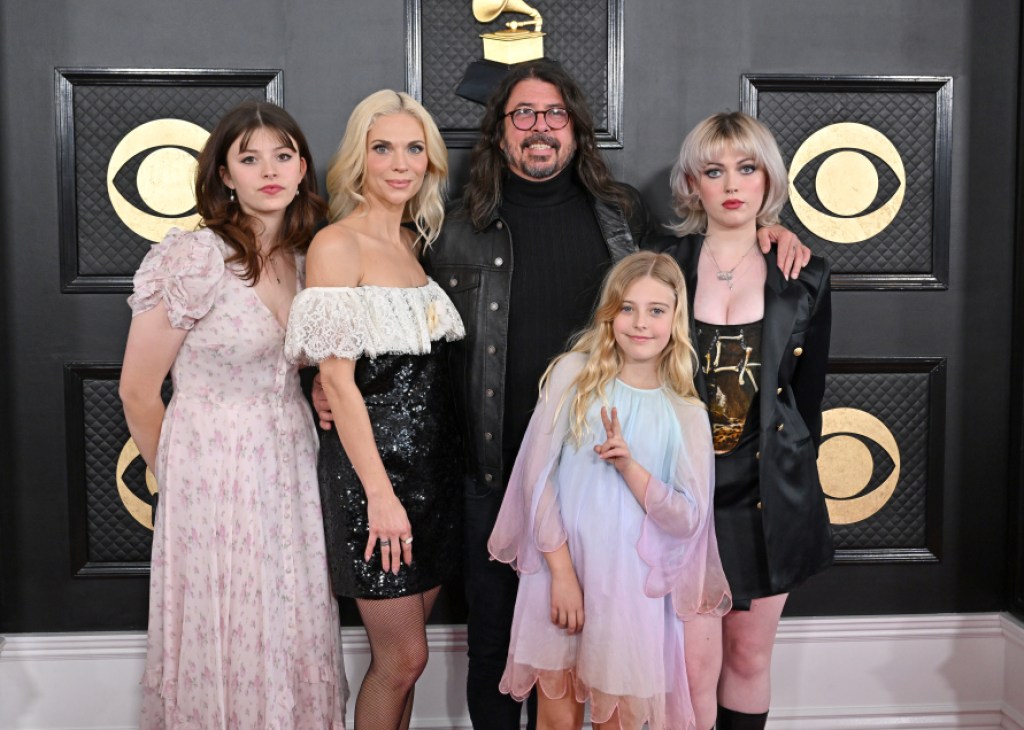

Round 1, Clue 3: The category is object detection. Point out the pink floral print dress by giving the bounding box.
[129,227,347,729]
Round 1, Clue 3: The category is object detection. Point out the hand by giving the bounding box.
[365,490,413,574]
[549,569,585,634]
[594,406,633,474]
[311,373,334,430]
[757,225,811,280]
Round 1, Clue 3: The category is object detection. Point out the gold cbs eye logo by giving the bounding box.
[816,408,901,524]
[789,123,906,244]
[116,438,158,531]
[107,119,209,242]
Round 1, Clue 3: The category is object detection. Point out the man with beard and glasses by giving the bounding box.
[315,60,809,729]
[423,60,809,730]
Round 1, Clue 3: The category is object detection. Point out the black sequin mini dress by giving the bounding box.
[285,281,465,599]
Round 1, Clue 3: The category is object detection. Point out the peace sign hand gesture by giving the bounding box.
[593,406,634,475]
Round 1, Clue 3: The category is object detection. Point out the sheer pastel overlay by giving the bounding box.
[488,353,731,729]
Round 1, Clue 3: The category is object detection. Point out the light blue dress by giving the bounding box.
[488,353,730,729]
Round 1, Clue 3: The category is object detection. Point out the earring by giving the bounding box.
[229,189,235,202]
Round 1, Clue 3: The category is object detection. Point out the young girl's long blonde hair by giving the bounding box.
[540,251,701,446]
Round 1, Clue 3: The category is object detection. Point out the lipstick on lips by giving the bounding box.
[723,199,743,210]
[260,185,284,195]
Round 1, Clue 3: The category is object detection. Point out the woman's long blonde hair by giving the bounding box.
[325,90,448,248]
[541,251,701,446]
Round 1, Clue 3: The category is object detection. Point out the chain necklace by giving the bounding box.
[703,239,757,290]
[264,252,282,284]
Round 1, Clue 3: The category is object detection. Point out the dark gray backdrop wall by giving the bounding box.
[0,0,1018,632]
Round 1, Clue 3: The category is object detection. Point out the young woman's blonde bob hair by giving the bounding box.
[326,90,448,247]
[542,251,701,446]
[668,111,789,236]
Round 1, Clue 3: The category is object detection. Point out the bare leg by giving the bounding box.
[592,707,621,729]
[718,593,787,714]
[684,613,724,729]
[537,687,584,730]
[354,586,441,730]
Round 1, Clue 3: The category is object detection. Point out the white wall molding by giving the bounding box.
[1,613,1021,729]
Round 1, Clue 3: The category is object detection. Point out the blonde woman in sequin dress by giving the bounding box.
[285,90,464,730]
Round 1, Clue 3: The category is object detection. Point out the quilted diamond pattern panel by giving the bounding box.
[818,361,943,559]
[67,365,172,574]
[58,70,282,292]
[746,77,952,289]
[74,85,263,277]
[415,0,617,143]
[82,378,155,562]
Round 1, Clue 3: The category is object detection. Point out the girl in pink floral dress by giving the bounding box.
[120,101,347,729]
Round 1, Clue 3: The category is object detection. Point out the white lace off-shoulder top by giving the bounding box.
[284,279,465,364]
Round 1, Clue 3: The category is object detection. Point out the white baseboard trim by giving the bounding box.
[1,613,1021,730]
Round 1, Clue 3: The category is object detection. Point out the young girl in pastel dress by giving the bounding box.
[488,251,732,730]
[120,101,346,728]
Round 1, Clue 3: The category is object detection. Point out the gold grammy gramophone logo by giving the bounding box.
[473,0,545,64]
[107,118,209,242]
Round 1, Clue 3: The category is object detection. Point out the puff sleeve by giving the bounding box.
[127,227,225,329]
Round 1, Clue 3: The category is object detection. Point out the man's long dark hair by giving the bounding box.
[463,60,633,230]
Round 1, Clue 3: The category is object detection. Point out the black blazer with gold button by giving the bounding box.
[664,234,835,596]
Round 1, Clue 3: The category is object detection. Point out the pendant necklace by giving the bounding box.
[265,252,281,284]
[704,239,757,290]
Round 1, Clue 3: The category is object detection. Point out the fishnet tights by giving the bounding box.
[353,586,440,730]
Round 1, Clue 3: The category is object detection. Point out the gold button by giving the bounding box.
[777,423,784,431]
[496,221,504,230]
[756,501,763,510]
[449,277,458,287]
[755,451,761,460]
[484,432,493,441]
[489,302,499,311]
[794,347,804,357]
[487,345,496,354]
[494,257,504,266]
[484,473,493,482]
[776,387,783,395]
[485,389,494,397]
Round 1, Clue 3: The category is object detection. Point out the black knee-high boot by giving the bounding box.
[716,705,769,729]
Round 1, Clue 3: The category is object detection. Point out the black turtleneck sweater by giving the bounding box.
[500,167,612,483]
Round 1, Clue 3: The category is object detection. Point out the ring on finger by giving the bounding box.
[402,536,413,545]
[380,539,391,547]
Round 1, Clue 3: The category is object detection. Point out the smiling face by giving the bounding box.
[612,275,677,370]
[362,112,429,209]
[695,144,767,234]
[500,78,576,182]
[219,127,306,224]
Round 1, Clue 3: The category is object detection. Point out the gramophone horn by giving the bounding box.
[473,0,540,23]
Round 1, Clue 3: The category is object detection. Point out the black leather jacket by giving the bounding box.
[424,185,660,486]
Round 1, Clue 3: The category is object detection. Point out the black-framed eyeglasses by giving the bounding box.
[504,107,571,131]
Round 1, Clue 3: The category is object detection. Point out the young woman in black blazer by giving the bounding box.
[662,112,833,730]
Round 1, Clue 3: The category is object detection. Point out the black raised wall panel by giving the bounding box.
[0,0,1019,631]
[1009,1,1024,621]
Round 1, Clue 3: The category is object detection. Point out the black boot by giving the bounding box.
[716,705,769,729]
